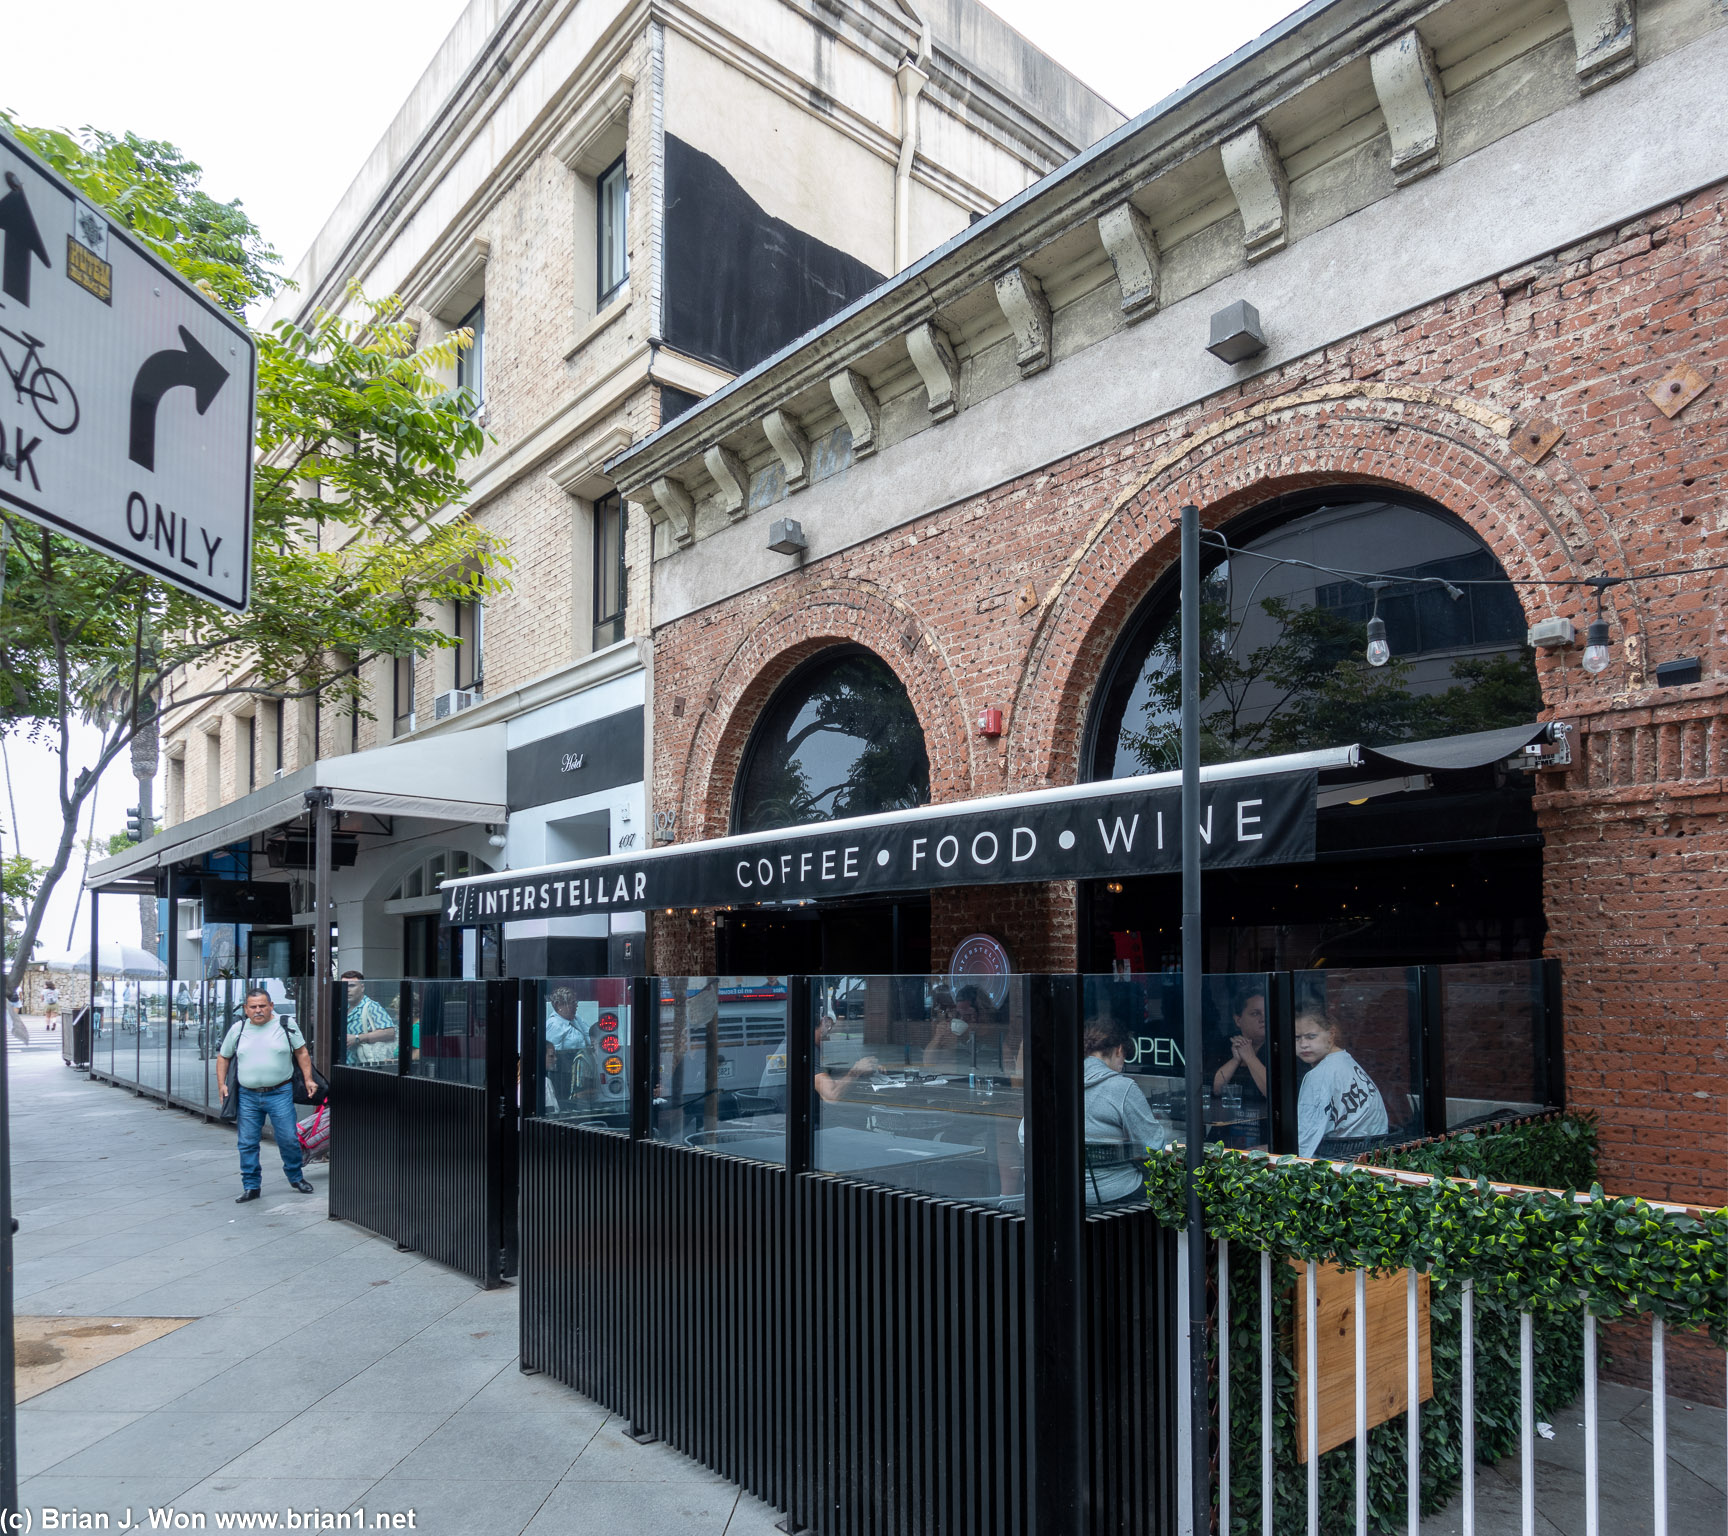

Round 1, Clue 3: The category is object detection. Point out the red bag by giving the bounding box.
[298,1103,330,1156]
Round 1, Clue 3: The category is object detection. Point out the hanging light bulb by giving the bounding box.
[1363,581,1390,667]
[1581,619,1612,675]
[1365,615,1390,668]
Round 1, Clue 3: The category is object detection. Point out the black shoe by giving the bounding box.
[235,1189,260,1203]
[290,1180,315,1194]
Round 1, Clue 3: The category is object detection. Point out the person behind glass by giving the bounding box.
[343,970,397,1065]
[543,986,591,1098]
[1293,1009,1388,1157]
[814,1010,877,1102]
[1082,1020,1166,1208]
[922,983,997,1072]
[217,987,317,1202]
[1208,984,1269,1145]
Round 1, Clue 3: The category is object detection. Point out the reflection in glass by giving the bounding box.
[535,978,631,1127]
[652,977,786,1148]
[405,981,486,1086]
[343,976,401,1071]
[1440,961,1549,1127]
[1091,497,1540,779]
[735,648,929,833]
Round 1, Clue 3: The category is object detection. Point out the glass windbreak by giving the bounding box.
[534,978,630,1128]
[808,974,1027,1208]
[1082,973,1189,1210]
[342,977,403,1072]
[1292,968,1419,1157]
[1439,961,1549,1127]
[136,980,167,1096]
[652,977,787,1151]
[406,980,487,1085]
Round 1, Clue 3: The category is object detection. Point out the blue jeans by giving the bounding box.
[236,1082,303,1189]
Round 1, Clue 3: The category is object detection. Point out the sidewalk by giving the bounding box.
[8,1039,783,1534]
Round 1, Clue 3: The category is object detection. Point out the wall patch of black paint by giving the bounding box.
[660,385,703,424]
[663,135,884,376]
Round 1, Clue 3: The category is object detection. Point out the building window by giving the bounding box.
[242,713,256,796]
[394,652,416,737]
[271,698,284,777]
[1085,490,1541,781]
[597,156,628,307]
[454,600,483,692]
[456,299,484,411]
[592,493,626,651]
[733,645,929,833]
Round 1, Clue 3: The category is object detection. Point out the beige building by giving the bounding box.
[90,0,1120,984]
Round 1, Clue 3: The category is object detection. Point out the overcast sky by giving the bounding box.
[4,0,1307,957]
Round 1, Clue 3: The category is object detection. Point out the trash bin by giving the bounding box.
[67,1006,93,1071]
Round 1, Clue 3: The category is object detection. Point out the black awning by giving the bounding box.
[1360,721,1555,775]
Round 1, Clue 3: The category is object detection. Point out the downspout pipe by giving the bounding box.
[893,0,933,273]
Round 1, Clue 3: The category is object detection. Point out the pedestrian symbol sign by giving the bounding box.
[0,132,256,611]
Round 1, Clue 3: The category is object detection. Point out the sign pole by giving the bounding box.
[1180,503,1209,1536]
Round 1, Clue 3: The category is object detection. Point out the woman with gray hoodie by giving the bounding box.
[1082,1020,1166,1208]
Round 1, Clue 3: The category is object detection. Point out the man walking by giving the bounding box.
[217,987,317,1203]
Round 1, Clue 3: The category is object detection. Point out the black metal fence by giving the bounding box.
[329,977,518,1288]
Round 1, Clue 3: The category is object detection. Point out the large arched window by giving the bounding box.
[1087,491,1541,780]
[734,646,930,832]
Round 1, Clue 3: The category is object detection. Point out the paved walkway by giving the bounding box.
[8,1038,783,1535]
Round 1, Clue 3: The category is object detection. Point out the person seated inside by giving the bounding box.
[343,971,397,1066]
[1293,1009,1389,1157]
[814,1010,877,1103]
[543,986,592,1106]
[1082,1020,1166,1209]
[922,984,1003,1075]
[1207,983,1269,1146]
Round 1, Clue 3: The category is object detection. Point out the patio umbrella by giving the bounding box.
[61,942,167,978]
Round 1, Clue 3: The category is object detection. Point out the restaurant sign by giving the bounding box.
[441,768,1316,927]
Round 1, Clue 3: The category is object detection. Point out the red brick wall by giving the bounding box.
[650,182,1728,1216]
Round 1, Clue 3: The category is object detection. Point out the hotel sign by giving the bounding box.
[442,769,1315,927]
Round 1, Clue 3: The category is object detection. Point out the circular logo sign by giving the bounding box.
[949,934,1012,1011]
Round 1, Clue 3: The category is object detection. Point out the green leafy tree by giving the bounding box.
[0,119,510,994]
[2,851,48,955]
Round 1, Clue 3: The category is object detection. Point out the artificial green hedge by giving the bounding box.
[1142,1114,1727,1533]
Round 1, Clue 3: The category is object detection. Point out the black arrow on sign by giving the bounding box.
[128,325,229,472]
[0,172,50,306]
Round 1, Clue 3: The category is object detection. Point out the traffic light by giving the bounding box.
[125,806,142,843]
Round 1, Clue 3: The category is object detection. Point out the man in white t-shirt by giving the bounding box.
[1294,1011,1389,1157]
[217,988,318,1203]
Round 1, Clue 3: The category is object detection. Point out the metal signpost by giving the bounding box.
[0,132,257,611]
[0,132,258,1526]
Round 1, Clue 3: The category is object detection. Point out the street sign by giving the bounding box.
[0,133,256,611]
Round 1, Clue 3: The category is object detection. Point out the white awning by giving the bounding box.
[85,724,508,889]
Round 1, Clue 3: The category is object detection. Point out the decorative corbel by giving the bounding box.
[762,410,811,492]
[994,266,1053,377]
[1096,203,1161,320]
[1370,29,1445,185]
[906,322,960,421]
[829,369,882,457]
[1220,123,1289,263]
[703,445,749,519]
[1564,0,1636,93]
[648,477,695,548]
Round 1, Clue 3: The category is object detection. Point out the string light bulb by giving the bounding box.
[1364,581,1390,667]
[1581,575,1620,675]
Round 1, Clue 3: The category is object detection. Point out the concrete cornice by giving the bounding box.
[607,0,1480,496]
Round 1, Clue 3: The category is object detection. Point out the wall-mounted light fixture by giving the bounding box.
[1206,300,1267,364]
[768,518,807,555]
[485,822,508,849]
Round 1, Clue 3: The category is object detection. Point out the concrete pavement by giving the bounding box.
[7,1036,783,1534]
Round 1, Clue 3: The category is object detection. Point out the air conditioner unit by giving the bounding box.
[433,688,480,721]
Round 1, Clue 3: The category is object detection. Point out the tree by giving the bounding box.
[0,119,510,994]
[2,852,48,956]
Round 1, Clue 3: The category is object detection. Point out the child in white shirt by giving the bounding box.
[1293,1010,1388,1157]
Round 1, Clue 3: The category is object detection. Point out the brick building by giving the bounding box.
[613,0,1728,1285]
[90,0,1119,981]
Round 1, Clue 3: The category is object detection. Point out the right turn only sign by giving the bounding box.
[0,132,257,611]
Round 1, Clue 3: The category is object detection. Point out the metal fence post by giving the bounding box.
[628,976,653,1142]
[1025,972,1089,1536]
[1267,971,1296,1155]
[778,976,813,1535]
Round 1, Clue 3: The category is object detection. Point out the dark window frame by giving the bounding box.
[592,491,626,651]
[454,599,483,692]
[393,652,416,737]
[596,155,628,308]
[456,299,485,411]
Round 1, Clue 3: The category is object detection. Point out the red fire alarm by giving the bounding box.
[977,707,1003,737]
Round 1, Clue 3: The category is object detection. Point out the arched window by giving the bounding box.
[734,646,930,832]
[1087,491,1540,780]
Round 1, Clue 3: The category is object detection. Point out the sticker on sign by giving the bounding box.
[0,133,256,611]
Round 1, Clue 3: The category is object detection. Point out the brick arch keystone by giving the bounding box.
[1005,389,1644,787]
[672,579,971,841]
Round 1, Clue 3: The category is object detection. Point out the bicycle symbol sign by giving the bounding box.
[0,137,256,610]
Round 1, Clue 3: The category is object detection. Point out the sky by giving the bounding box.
[3,0,1309,957]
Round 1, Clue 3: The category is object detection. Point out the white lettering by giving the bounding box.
[780,854,792,885]
[911,837,928,869]
[567,881,580,908]
[540,883,550,909]
[523,885,536,912]
[821,850,836,879]
[799,851,813,881]
[1198,806,1214,846]
[936,835,959,868]
[971,831,998,865]
[737,860,754,888]
[1237,799,1263,841]
[512,887,522,913]
[1097,814,1140,854]
[1011,826,1036,862]
[1156,811,1164,850]
[843,846,859,877]
[551,883,564,909]
[634,872,647,900]
[758,858,774,887]
[614,875,629,902]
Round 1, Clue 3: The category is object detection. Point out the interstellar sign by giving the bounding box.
[442,769,1316,926]
[0,134,257,610]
